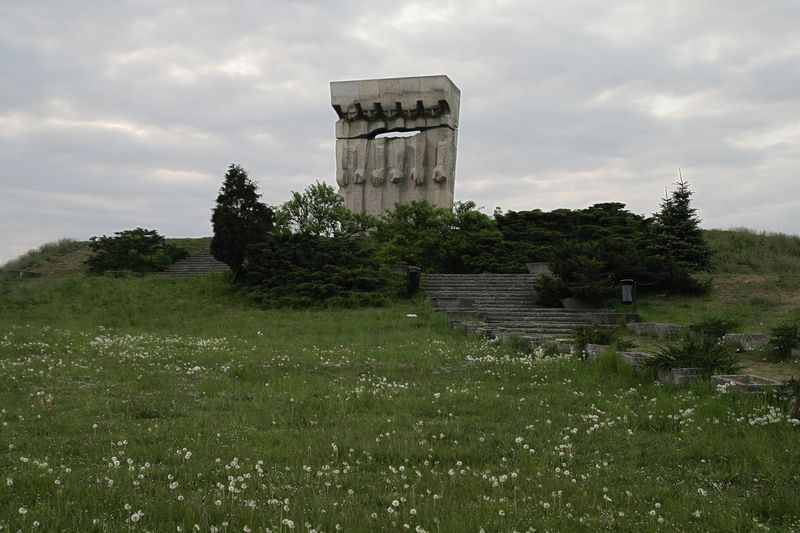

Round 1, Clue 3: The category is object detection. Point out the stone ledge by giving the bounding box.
[627,322,685,339]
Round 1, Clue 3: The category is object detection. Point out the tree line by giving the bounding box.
[209,164,710,307]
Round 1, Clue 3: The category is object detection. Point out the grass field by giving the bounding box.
[1,275,799,531]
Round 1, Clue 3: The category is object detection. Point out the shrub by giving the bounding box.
[768,323,799,361]
[689,317,739,340]
[573,324,615,349]
[573,324,634,353]
[241,233,401,308]
[211,164,275,280]
[87,228,187,273]
[534,274,568,307]
[646,336,741,375]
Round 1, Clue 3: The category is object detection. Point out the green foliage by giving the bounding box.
[1,238,78,271]
[573,324,634,352]
[689,317,739,340]
[275,181,375,238]
[501,202,707,305]
[785,378,800,398]
[573,324,615,350]
[242,233,400,308]
[374,200,505,273]
[768,323,799,361]
[646,335,741,374]
[87,228,187,273]
[651,177,711,272]
[534,274,568,307]
[211,164,275,279]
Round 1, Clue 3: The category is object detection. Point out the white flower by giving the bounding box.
[392,500,400,507]
[515,436,524,444]
[131,511,143,523]
[693,510,702,518]
[169,482,179,490]
[281,518,295,529]
[19,506,28,515]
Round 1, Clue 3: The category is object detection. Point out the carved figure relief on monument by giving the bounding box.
[330,75,460,216]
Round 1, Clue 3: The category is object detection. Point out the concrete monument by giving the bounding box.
[330,75,460,216]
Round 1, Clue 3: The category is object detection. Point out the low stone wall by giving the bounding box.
[722,333,769,351]
[626,322,685,339]
[711,374,782,395]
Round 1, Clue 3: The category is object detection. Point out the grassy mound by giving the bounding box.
[1,237,213,276]
[633,228,800,331]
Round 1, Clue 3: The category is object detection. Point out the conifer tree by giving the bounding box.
[652,176,710,271]
[211,164,274,280]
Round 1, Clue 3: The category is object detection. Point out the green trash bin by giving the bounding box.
[621,279,635,305]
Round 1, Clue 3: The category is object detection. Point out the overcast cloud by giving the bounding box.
[1,0,799,263]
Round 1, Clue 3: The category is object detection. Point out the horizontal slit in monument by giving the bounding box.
[374,130,422,139]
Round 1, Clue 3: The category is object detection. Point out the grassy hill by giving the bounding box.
[1,229,799,530]
[1,237,213,275]
[633,229,800,331]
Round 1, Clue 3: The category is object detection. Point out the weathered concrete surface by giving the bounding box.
[722,333,769,351]
[330,75,460,216]
[657,367,705,385]
[627,322,685,339]
[711,374,782,395]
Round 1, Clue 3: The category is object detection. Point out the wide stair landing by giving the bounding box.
[157,250,230,277]
[423,273,627,347]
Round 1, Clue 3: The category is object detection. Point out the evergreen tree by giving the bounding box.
[211,164,274,280]
[652,176,710,271]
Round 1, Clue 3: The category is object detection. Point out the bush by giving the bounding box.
[573,324,634,353]
[689,317,739,340]
[241,233,401,308]
[646,336,741,375]
[534,274,568,307]
[768,323,799,361]
[87,228,187,273]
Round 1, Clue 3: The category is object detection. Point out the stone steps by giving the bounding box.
[423,273,629,349]
[157,250,230,277]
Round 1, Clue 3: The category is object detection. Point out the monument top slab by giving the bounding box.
[331,75,460,127]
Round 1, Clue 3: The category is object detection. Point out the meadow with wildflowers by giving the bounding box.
[1,275,799,531]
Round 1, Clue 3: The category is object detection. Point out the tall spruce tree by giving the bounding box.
[652,176,710,271]
[211,164,274,280]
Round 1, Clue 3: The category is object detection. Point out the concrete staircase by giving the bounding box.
[423,273,628,346]
[157,250,230,277]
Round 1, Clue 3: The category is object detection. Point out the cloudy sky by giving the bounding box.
[1,1,799,263]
